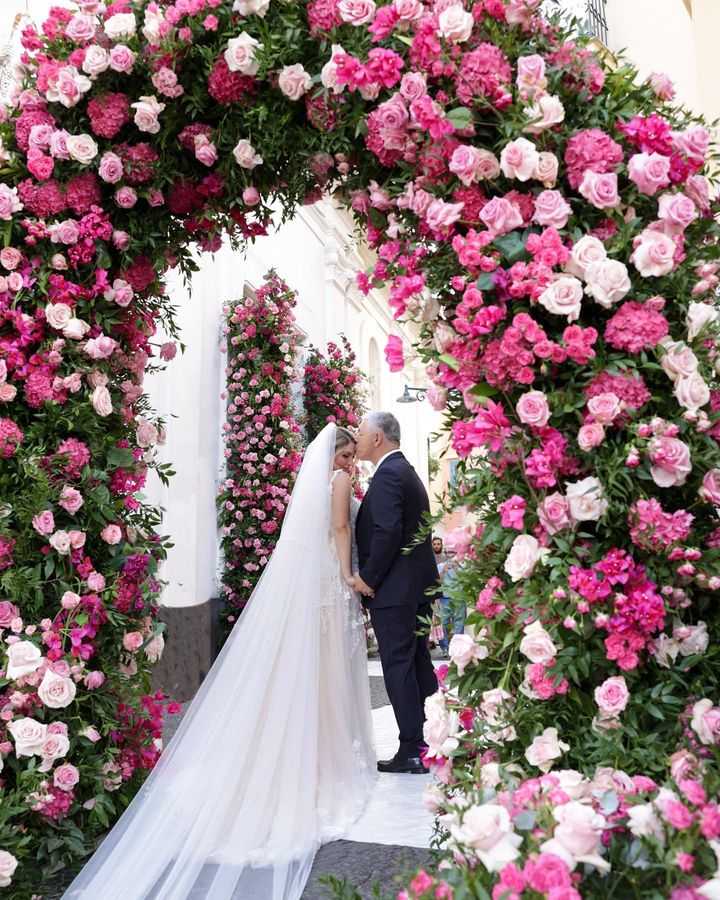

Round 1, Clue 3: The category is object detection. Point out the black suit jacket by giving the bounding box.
[355,452,441,609]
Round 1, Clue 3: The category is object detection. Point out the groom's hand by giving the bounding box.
[353,572,375,598]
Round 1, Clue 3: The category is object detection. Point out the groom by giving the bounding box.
[353,412,439,774]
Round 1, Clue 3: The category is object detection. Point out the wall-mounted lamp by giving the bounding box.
[396,385,427,404]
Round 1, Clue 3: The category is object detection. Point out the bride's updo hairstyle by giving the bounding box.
[335,426,356,452]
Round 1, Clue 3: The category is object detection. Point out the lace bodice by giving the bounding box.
[328,471,365,653]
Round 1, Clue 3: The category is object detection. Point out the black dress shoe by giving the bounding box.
[377,755,426,774]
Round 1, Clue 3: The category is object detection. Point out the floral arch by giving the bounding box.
[0,0,719,895]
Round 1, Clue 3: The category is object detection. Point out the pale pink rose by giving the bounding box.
[425,199,464,232]
[136,418,159,448]
[438,3,474,43]
[39,733,70,771]
[504,534,542,582]
[519,619,557,664]
[68,530,86,550]
[32,510,55,535]
[49,530,72,554]
[578,170,620,209]
[449,804,523,872]
[676,621,709,656]
[652,633,681,668]
[433,321,456,353]
[686,301,718,340]
[82,45,110,77]
[8,717,47,756]
[278,63,312,100]
[630,229,676,277]
[109,278,134,308]
[475,149,501,180]
[399,71,426,101]
[145,633,165,662]
[0,851,17,887]
[0,601,18,629]
[0,383,13,401]
[242,187,260,206]
[233,138,263,169]
[648,436,692,487]
[0,185,23,220]
[104,12,137,40]
[84,334,117,359]
[628,152,672,195]
[660,340,699,382]
[657,192,697,232]
[233,0,271,14]
[60,591,81,610]
[449,632,488,675]
[648,71,675,101]
[594,676,629,717]
[393,0,424,24]
[700,469,720,504]
[524,94,564,134]
[87,371,108,389]
[450,145,482,187]
[555,770,592,801]
[536,492,572,534]
[564,235,607,279]
[6,272,22,293]
[565,476,607,521]
[91,385,113,417]
[533,151,559,185]
[500,137,539,182]
[66,133,98,164]
[478,197,523,236]
[587,391,622,425]
[51,253,68,270]
[109,45,136,73]
[80,725,102,741]
[87,573,105,594]
[194,135,217,166]
[537,276,583,321]
[673,124,710,161]
[54,763,80,792]
[0,248,22,270]
[98,151,123,183]
[320,44,346,94]
[101,524,122,544]
[577,423,605,451]
[123,631,145,653]
[5,641,43,679]
[628,803,665,842]
[690,699,720,746]
[532,189,571,228]
[423,693,459,758]
[59,485,84,514]
[49,129,70,160]
[685,175,710,210]
[516,54,547,95]
[141,5,167,41]
[674,372,710,412]
[38,669,77,709]
[28,123,53,150]
[130,96,166,135]
[151,67,184,99]
[505,0,542,25]
[49,220,80,246]
[524,727,569,772]
[338,0,377,25]
[480,688,514,725]
[516,390,550,427]
[225,32,263,75]
[84,670,105,689]
[543,801,608,870]
[584,259,631,308]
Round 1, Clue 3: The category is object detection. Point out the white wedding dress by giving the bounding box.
[64,424,376,900]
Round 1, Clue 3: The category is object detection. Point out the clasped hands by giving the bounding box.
[345,572,374,598]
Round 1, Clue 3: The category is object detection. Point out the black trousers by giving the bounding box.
[369,601,438,757]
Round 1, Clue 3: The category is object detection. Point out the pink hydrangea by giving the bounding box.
[605,301,670,354]
[0,418,23,457]
[564,128,624,190]
[87,93,131,139]
[584,372,651,413]
[628,498,693,554]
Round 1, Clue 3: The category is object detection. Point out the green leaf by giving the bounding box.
[106,448,135,467]
[475,272,495,291]
[438,354,460,371]
[468,383,499,398]
[446,107,474,130]
[492,231,528,263]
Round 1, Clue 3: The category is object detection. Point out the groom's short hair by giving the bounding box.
[367,411,401,445]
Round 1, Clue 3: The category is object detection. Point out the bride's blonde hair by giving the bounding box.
[334,426,356,452]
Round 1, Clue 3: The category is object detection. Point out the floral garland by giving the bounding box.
[0,0,716,893]
[217,271,303,640]
[302,334,367,441]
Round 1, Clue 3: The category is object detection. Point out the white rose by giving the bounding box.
[82,45,110,77]
[224,32,263,76]
[38,669,77,709]
[564,235,607,279]
[104,12,137,40]
[49,530,72,554]
[674,372,710,412]
[660,340,699,382]
[583,259,631,308]
[437,3,474,43]
[524,94,565,134]
[555,770,592,801]
[519,619,557,664]
[565,476,607,522]
[448,632,488,675]
[233,139,263,169]
[62,317,90,340]
[630,229,676,277]
[321,44,346,94]
[8,717,48,756]
[65,133,98,165]
[627,803,665,842]
[141,8,166,43]
[45,302,73,330]
[524,727,569,772]
[686,301,718,341]
[449,804,523,872]
[6,641,43,679]
[503,534,541,582]
[677,621,709,656]
[0,851,18,888]
[537,275,583,322]
[233,0,271,15]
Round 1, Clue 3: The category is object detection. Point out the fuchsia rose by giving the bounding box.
[516,390,550,428]
[628,152,672,195]
[594,676,629,717]
[500,137,539,181]
[649,436,692,487]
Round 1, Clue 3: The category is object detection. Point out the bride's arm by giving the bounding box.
[331,470,353,582]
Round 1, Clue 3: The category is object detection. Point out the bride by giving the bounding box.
[64,423,376,899]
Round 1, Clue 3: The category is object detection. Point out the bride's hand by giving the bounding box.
[345,574,357,591]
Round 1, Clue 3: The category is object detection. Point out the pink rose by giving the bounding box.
[543,801,607,869]
[438,4,474,43]
[225,32,263,75]
[194,135,217,167]
[536,492,571,535]
[657,192,697,232]
[6,272,23,293]
[145,634,165,662]
[399,71,426,102]
[628,152,672,195]
[87,572,105,592]
[587,391,623,425]
[519,619,557,664]
[565,476,608,521]
[0,185,23,220]
[109,45,136,73]
[32,510,55,536]
[700,469,720,505]
[673,124,710,161]
[686,301,718,341]
[524,727,569,772]
[500,137,539,182]
[578,170,620,208]
[577,423,605,450]
[82,45,110,77]
[0,248,22,271]
[38,669,77,709]
[0,601,19,628]
[84,335,117,359]
[516,390,550,428]
[393,0,423,24]
[450,145,482,187]
[59,485,84,515]
[505,0,542,25]
[630,229,676,277]
[564,235,607,279]
[690,699,720,745]
[449,633,488,675]
[685,175,710,210]
[91,385,113,417]
[649,436,692,487]
[425,199,464,233]
[108,278,134,308]
[533,151,559,185]
[504,534,542,582]
[524,94,564,135]
[130,96,165,135]
[338,0,377,25]
[122,631,144,653]
[648,71,675,101]
[594,676,629,717]
[50,220,80,246]
[136,418,159,448]
[68,530,86,549]
[49,531,72,554]
[537,276,583,322]
[660,340,698,381]
[101,524,123,545]
[516,54,547,95]
[61,591,81,610]
[583,259,631,308]
[233,139,263,169]
[475,149,501,180]
[98,152,123,183]
[54,763,80,792]
[84,670,105,689]
[151,67,184,99]
[532,189,571,228]
[113,230,131,249]
[48,66,92,108]
[478,197,523,236]
[278,63,312,101]
[674,372,709,412]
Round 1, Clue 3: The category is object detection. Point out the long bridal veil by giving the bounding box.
[64,423,375,900]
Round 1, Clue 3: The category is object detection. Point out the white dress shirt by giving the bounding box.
[374,448,402,471]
